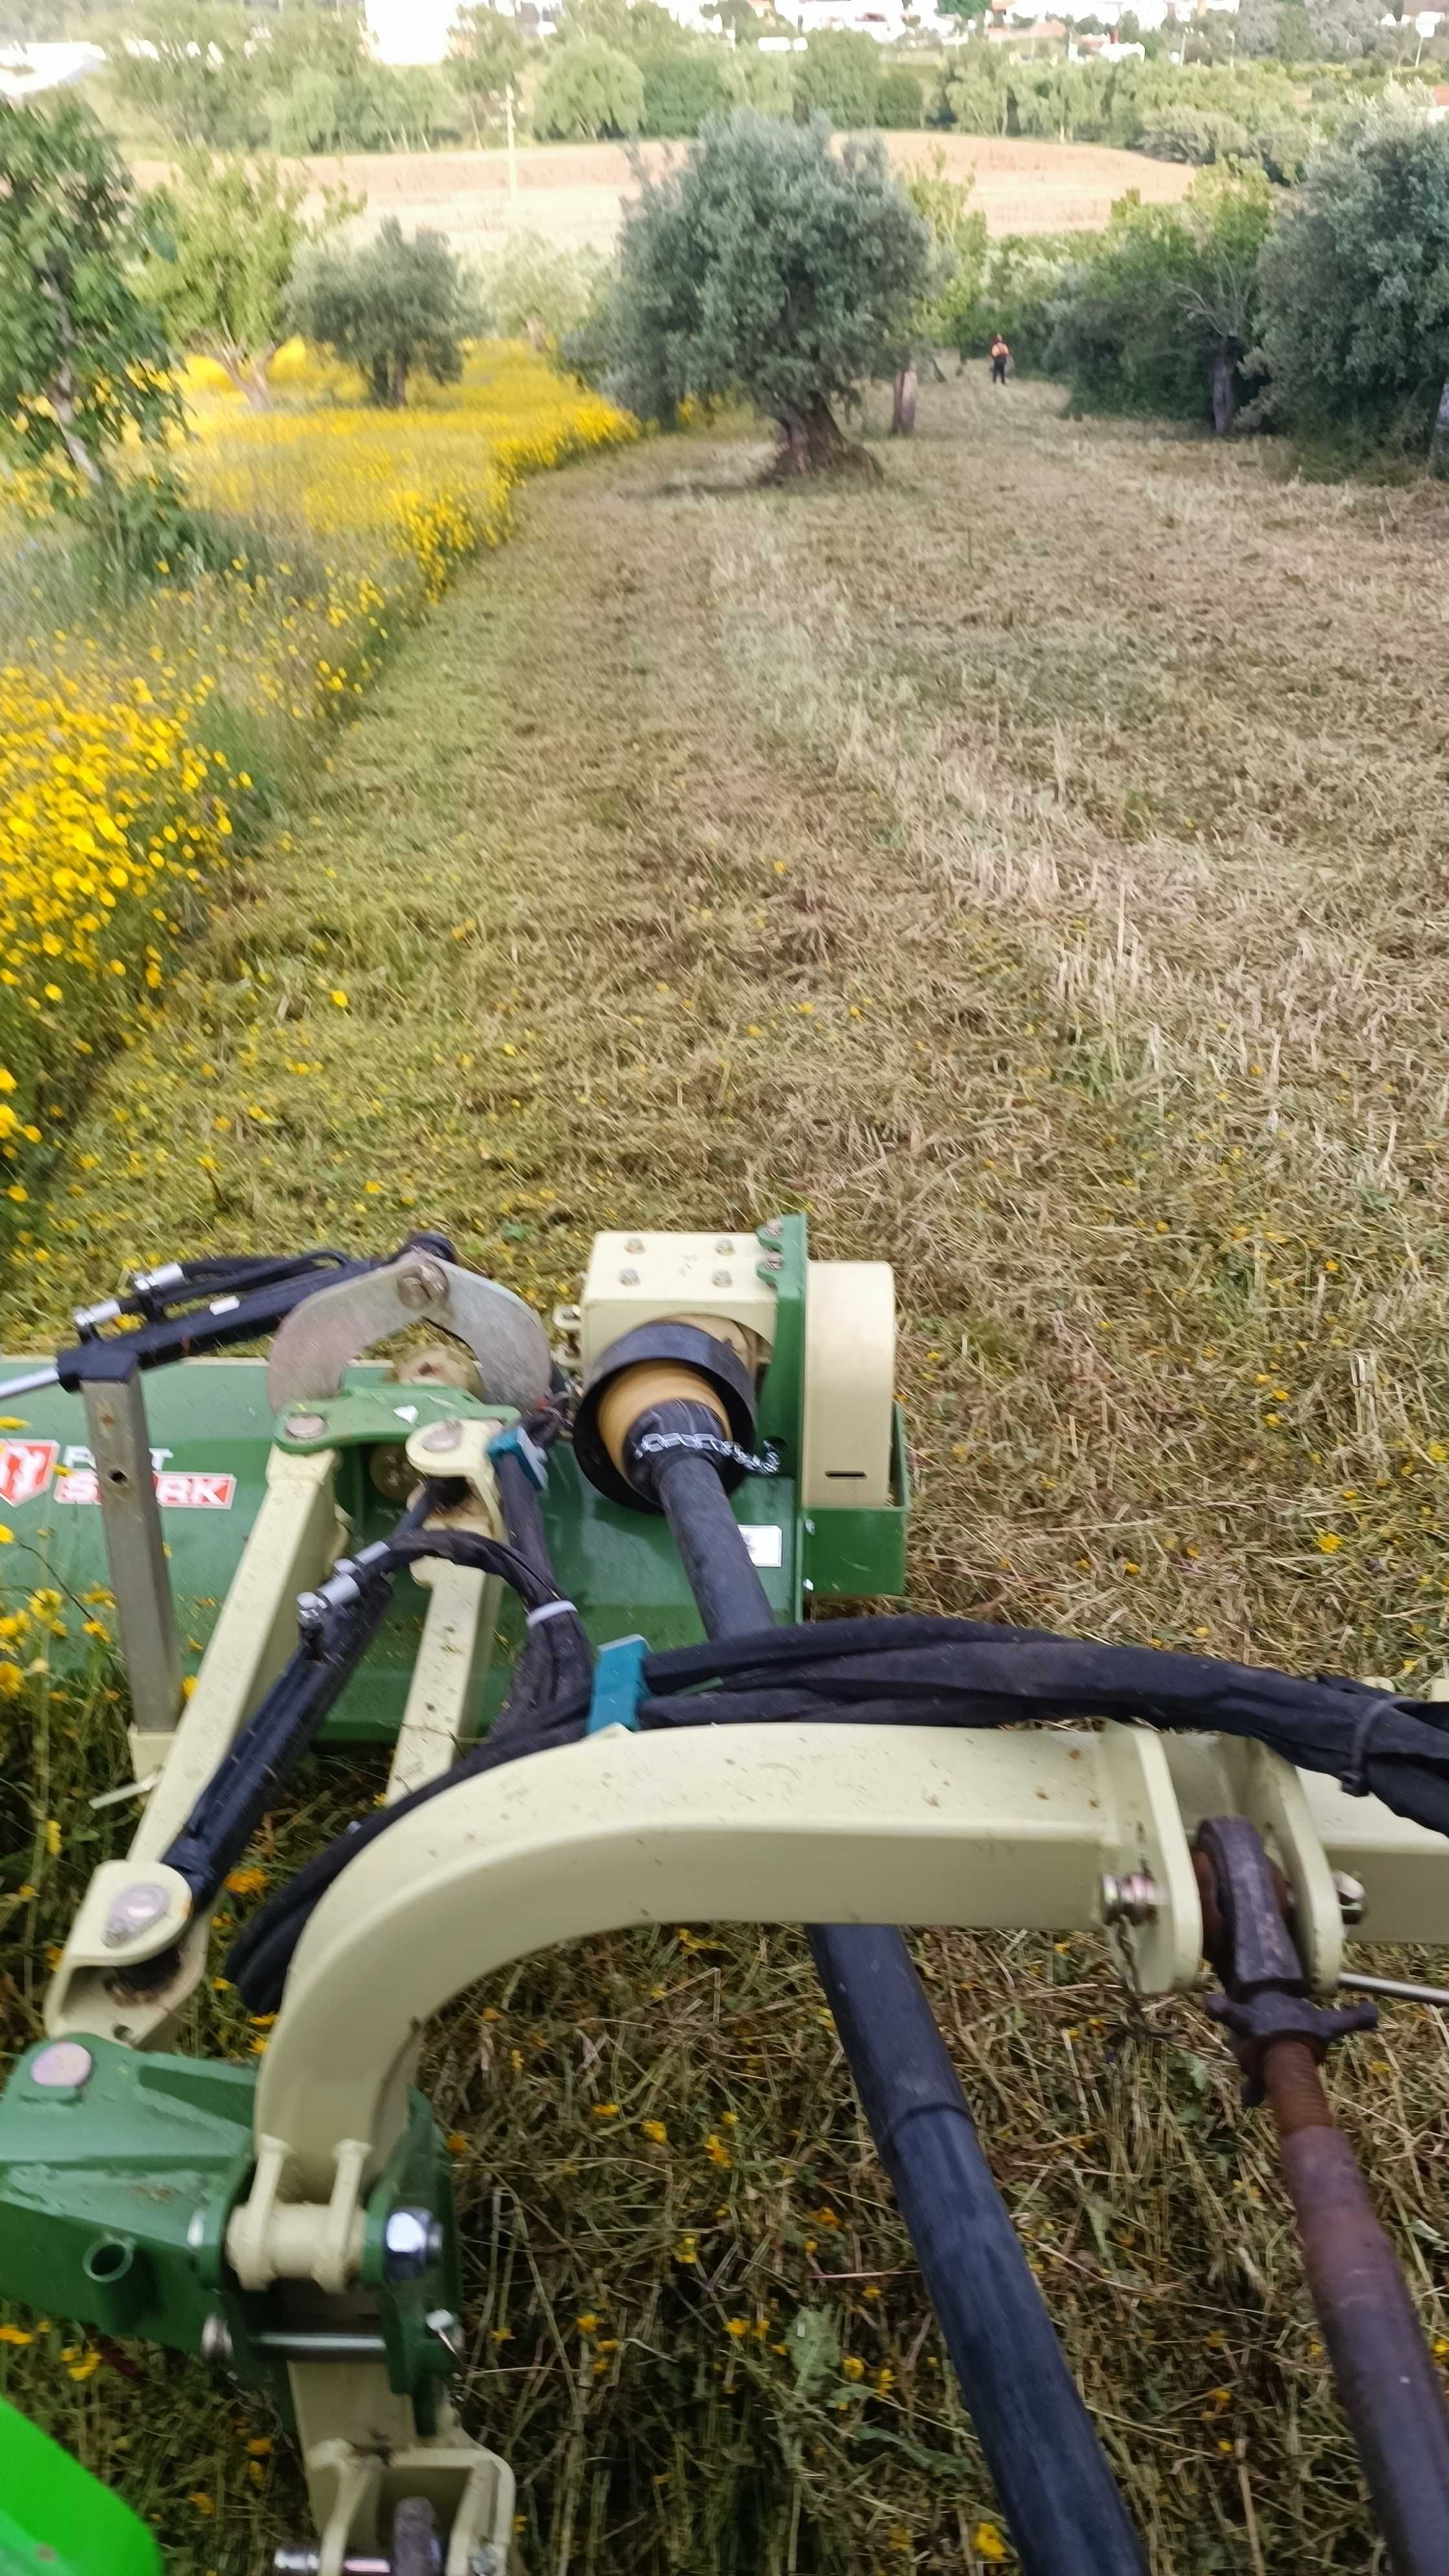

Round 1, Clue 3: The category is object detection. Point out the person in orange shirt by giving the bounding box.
[989,333,1011,386]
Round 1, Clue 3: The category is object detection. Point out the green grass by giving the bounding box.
[4,371,1449,2572]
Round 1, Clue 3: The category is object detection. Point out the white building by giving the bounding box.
[0,40,105,100]
[365,0,458,65]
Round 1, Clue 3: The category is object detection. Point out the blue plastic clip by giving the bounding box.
[587,1633,647,1735]
[488,1421,548,1491]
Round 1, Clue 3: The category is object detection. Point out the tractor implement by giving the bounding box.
[2,1216,1449,2571]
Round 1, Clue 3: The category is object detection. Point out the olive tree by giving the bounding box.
[0,98,180,507]
[288,218,473,408]
[1255,91,1449,452]
[599,108,931,475]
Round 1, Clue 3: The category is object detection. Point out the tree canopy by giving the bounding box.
[1256,91,1449,449]
[533,34,645,138]
[0,98,179,506]
[598,108,931,473]
[287,217,473,408]
[1046,166,1276,431]
[144,152,359,405]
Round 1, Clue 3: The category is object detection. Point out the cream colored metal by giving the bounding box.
[249,1718,1205,2202]
[227,2133,369,2294]
[386,1562,499,1803]
[131,1444,345,1834]
[385,1421,505,1801]
[43,1859,195,2048]
[580,1229,780,1372]
[47,1444,344,2048]
[300,2398,513,2576]
[1096,1721,1201,1991]
[1161,1732,1449,1955]
[801,1259,896,1511]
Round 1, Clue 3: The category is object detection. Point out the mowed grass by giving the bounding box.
[4,373,1449,2573]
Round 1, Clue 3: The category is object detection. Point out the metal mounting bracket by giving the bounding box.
[267,1253,550,1417]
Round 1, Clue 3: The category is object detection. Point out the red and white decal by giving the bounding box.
[55,1467,236,1510]
[0,1439,59,1508]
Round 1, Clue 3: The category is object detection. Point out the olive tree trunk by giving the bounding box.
[891,367,918,437]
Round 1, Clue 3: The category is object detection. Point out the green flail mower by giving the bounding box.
[3,1220,1449,2575]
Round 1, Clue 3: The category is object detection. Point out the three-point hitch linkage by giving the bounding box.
[2,1218,1449,2573]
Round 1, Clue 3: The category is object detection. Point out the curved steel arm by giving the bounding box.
[256,1719,1201,2194]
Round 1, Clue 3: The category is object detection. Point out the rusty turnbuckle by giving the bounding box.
[1195,1814,1449,2576]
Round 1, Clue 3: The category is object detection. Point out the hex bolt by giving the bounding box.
[286,1412,327,1441]
[1100,1871,1164,1927]
[201,2312,235,2368]
[1333,1870,1367,1926]
[469,2551,506,2575]
[418,1418,464,1455]
[29,2040,93,2091]
[186,2208,207,2260]
[102,1880,172,1948]
[619,1268,639,1286]
[713,1269,732,1287]
[383,2207,445,2281]
[425,2307,462,2357]
[714,1237,736,1254]
[758,1252,784,1275]
[760,1217,784,1241]
[624,1237,645,1254]
[397,1257,447,1312]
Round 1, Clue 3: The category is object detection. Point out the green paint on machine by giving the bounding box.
[0,2399,160,2576]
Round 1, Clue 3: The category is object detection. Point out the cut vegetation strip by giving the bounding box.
[4,377,1449,2571]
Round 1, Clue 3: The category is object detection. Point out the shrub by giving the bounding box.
[533,36,645,138]
[638,48,735,136]
[792,30,880,129]
[1046,166,1274,430]
[288,219,473,408]
[876,67,924,129]
[597,107,930,471]
[477,230,608,347]
[1254,90,1449,451]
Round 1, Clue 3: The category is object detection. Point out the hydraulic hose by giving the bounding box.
[645,1448,1147,2576]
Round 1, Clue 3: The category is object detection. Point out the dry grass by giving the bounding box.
[5,373,1449,2573]
[130,135,1195,259]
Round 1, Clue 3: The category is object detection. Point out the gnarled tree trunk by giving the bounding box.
[891,367,918,438]
[765,400,879,482]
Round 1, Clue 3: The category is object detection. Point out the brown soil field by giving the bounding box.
[133,132,1193,258]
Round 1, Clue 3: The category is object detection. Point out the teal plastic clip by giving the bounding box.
[587,1634,647,1735]
[488,1422,548,1490]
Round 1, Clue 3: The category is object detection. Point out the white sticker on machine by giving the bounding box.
[741,1525,784,1569]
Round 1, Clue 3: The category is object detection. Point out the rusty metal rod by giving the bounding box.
[1197,1837,1449,2576]
[1260,2037,1449,2576]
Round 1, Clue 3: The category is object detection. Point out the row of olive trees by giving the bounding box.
[1032,88,1449,452]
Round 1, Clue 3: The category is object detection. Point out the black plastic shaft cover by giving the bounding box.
[572,1320,758,1513]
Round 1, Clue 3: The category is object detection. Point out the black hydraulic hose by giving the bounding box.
[647,1460,1147,2576]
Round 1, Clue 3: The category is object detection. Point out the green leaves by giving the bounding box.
[0,99,180,510]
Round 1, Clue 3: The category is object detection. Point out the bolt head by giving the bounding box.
[285,1412,327,1441]
[759,1252,784,1274]
[201,2312,234,2368]
[715,1237,736,1254]
[418,1417,464,1455]
[30,2040,93,2091]
[397,1257,447,1312]
[712,1268,732,1287]
[103,1880,172,1948]
[619,1267,639,1286]
[624,1237,645,1254]
[384,2207,444,2280]
[1100,1870,1163,1927]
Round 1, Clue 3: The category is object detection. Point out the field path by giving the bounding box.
[14,376,1449,2572]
